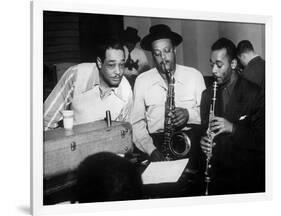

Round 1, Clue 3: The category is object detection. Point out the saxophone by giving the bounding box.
[161,62,191,161]
[204,81,218,195]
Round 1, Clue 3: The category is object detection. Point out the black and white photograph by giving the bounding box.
[42,9,266,202]
[29,0,275,215]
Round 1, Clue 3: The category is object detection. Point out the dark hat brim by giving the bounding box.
[140,31,182,51]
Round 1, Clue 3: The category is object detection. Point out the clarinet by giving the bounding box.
[204,81,218,195]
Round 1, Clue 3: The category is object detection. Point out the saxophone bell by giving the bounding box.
[169,131,191,157]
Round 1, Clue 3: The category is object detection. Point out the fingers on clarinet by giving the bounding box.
[200,140,209,146]
[201,145,208,151]
[211,125,220,130]
[202,144,211,151]
[210,120,217,125]
[213,116,220,121]
[205,148,212,155]
[202,148,208,154]
[202,136,210,142]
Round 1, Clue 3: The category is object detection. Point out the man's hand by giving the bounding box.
[150,149,165,162]
[172,107,189,128]
[200,135,216,156]
[210,116,234,136]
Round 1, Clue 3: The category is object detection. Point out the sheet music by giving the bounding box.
[141,158,189,184]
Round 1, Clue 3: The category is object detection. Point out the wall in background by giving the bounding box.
[43,11,81,65]
[219,22,265,59]
[44,11,123,65]
[43,12,265,77]
[124,16,265,76]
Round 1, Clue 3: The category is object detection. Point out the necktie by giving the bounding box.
[215,87,224,116]
[126,51,133,70]
[125,51,139,71]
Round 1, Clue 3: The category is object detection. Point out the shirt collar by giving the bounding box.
[173,66,185,85]
[86,63,121,99]
[151,65,184,88]
[98,83,120,100]
[92,67,100,86]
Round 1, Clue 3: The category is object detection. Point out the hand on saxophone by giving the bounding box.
[150,149,165,162]
[210,116,234,136]
[172,107,189,129]
[200,136,216,156]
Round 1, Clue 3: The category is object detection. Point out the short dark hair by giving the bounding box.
[237,40,254,56]
[96,37,124,62]
[211,37,237,62]
[76,152,143,203]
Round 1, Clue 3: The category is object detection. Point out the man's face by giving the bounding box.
[210,48,233,85]
[98,48,125,88]
[125,41,137,52]
[151,38,176,74]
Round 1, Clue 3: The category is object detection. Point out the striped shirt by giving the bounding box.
[43,63,133,130]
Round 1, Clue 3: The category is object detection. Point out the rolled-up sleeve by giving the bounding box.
[43,67,76,130]
[131,77,156,155]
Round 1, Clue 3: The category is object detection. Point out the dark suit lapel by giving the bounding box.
[201,88,213,128]
[224,77,246,122]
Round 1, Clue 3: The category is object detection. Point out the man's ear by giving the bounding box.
[231,58,238,70]
[96,57,102,70]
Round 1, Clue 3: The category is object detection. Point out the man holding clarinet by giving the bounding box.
[200,38,265,195]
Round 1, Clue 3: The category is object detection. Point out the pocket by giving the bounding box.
[226,102,247,121]
[145,90,166,107]
[144,91,166,123]
[176,96,196,108]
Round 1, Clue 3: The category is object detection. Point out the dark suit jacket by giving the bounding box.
[242,56,265,89]
[200,75,265,195]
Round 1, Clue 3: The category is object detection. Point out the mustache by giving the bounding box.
[159,61,172,72]
[160,60,170,65]
[111,75,122,79]
[159,61,171,69]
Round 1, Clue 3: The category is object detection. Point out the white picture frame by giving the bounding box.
[31,0,272,215]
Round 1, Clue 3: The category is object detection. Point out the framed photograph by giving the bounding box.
[31,0,272,215]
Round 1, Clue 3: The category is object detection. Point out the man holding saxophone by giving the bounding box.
[131,24,206,162]
[200,38,265,195]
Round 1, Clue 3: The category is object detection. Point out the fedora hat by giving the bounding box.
[140,24,183,51]
[121,27,141,43]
